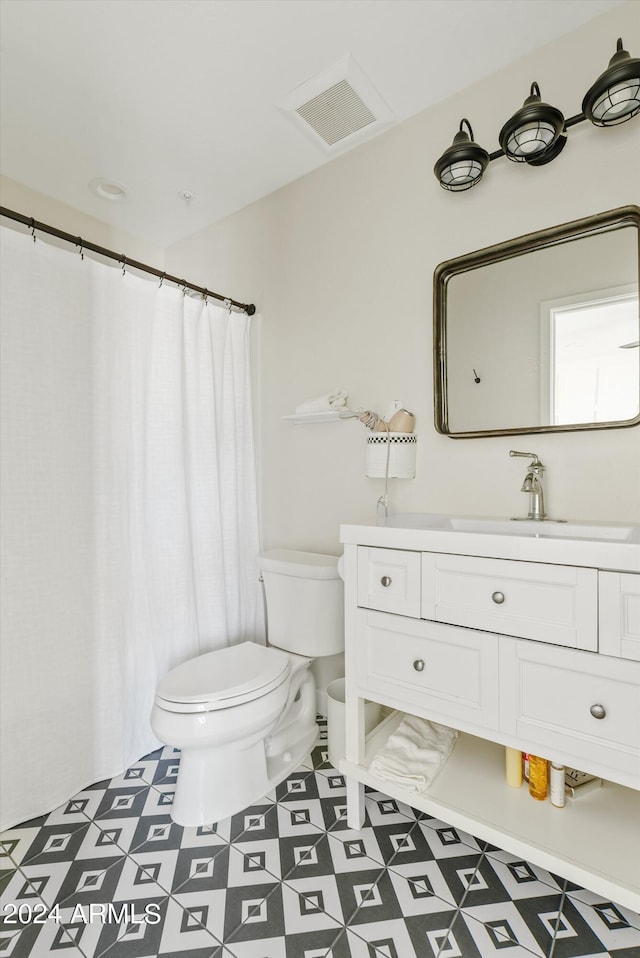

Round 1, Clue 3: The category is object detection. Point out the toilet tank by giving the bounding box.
[258,549,344,657]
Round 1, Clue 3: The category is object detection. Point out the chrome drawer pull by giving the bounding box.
[590,703,606,720]
[380,575,392,587]
[491,591,505,604]
[413,659,425,672]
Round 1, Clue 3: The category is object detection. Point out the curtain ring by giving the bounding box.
[76,237,84,260]
[224,297,232,314]
[158,272,165,288]
[202,288,208,301]
[121,256,127,277]
[30,218,37,242]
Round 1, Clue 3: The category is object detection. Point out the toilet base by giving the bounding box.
[265,722,319,793]
[170,723,319,827]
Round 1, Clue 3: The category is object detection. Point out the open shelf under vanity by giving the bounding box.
[341,709,640,913]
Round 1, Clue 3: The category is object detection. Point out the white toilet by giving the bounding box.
[150,549,344,827]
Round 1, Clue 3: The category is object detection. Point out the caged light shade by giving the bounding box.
[498,82,566,165]
[582,37,640,127]
[433,118,490,192]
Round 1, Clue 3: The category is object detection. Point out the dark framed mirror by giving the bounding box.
[434,206,640,438]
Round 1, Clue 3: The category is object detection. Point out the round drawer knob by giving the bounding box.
[413,659,425,672]
[491,591,505,604]
[590,703,606,720]
[380,576,392,587]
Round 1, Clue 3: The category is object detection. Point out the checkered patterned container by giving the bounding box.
[366,432,417,478]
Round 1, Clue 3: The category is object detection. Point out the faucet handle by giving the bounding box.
[509,449,544,467]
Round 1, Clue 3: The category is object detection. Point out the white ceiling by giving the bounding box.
[0,0,624,247]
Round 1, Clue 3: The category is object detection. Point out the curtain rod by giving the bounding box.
[0,206,256,316]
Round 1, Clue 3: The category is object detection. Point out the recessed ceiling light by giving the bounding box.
[89,177,127,201]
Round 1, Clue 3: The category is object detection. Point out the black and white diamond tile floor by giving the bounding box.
[1,719,638,958]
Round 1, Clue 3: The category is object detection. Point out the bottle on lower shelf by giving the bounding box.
[550,763,565,808]
[505,752,604,806]
[528,755,548,801]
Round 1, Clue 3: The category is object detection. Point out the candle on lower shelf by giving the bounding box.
[505,747,523,787]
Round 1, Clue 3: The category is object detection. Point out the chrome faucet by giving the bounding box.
[510,450,547,520]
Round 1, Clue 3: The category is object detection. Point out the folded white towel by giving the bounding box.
[295,388,348,414]
[368,715,457,792]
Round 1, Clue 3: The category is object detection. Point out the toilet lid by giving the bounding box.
[155,642,291,713]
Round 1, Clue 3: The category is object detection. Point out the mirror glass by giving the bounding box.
[434,206,640,437]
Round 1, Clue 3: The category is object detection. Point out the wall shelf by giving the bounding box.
[282,411,348,424]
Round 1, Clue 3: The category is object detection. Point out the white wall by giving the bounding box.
[166,4,640,554]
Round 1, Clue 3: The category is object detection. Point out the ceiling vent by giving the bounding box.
[279,55,395,153]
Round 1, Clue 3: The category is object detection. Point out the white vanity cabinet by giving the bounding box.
[340,520,640,912]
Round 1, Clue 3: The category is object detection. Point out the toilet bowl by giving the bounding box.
[151,641,318,826]
[150,549,344,827]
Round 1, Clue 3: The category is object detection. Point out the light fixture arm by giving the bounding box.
[458,117,474,139]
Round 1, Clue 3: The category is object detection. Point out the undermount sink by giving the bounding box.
[385,513,638,543]
[449,517,637,541]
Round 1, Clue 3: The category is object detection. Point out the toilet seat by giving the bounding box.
[155,641,291,714]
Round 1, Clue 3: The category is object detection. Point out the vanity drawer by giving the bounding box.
[357,547,421,617]
[599,572,640,662]
[501,639,640,783]
[356,609,500,731]
[422,553,597,651]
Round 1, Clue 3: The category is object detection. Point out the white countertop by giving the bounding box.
[340,514,640,572]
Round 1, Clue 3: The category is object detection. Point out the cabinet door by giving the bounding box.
[422,553,597,651]
[501,639,640,787]
[357,547,421,617]
[599,572,640,662]
[356,609,500,732]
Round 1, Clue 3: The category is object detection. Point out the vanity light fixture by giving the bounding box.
[434,37,640,191]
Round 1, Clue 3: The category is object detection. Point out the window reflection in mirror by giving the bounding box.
[544,285,638,426]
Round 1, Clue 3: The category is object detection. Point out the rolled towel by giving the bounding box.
[368,715,457,792]
[295,388,348,414]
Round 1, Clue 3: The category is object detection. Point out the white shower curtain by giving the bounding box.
[0,223,264,830]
